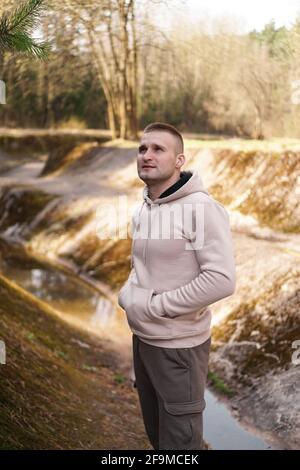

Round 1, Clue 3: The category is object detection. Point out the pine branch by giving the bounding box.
[7,0,45,33]
[0,0,51,60]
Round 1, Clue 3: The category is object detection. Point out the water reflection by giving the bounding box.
[204,389,274,450]
[0,246,114,328]
[91,297,114,327]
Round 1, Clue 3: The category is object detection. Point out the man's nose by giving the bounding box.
[143,148,155,159]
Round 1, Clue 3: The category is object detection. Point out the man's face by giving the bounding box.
[137,131,182,182]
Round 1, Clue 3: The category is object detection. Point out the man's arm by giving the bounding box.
[148,200,236,318]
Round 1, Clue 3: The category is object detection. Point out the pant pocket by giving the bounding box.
[163,398,206,415]
[175,347,190,369]
[163,347,190,369]
[161,399,205,450]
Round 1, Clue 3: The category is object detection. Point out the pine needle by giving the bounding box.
[0,0,51,60]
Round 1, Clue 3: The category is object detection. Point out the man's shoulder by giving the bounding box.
[175,191,223,207]
[176,192,229,220]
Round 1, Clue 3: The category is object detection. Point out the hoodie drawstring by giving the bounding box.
[142,202,160,265]
[130,201,145,269]
[142,202,150,265]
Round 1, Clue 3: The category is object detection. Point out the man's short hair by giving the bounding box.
[143,122,184,155]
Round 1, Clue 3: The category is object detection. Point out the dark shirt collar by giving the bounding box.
[158,170,193,198]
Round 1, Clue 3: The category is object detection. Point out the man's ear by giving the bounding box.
[175,153,185,168]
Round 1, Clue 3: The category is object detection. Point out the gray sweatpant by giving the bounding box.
[132,334,211,450]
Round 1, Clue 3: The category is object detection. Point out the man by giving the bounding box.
[118,122,236,450]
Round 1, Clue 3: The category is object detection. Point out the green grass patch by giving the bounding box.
[207,370,234,397]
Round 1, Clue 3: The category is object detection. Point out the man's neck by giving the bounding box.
[147,173,181,200]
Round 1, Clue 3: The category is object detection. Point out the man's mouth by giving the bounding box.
[142,165,156,168]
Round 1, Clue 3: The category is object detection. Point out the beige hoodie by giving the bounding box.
[118,169,236,348]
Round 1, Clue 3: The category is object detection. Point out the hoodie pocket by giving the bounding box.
[124,283,154,330]
[123,283,173,337]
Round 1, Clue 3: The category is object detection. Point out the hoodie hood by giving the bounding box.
[142,169,209,206]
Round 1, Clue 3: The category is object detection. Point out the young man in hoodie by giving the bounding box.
[118,122,236,450]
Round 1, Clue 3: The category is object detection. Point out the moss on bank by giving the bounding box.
[207,371,234,397]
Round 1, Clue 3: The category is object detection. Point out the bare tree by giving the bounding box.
[62,0,139,139]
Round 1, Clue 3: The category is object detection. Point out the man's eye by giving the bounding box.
[139,146,162,152]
